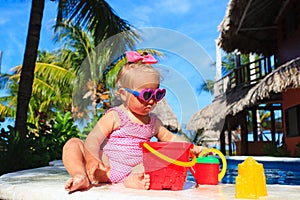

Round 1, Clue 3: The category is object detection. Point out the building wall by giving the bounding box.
[282,88,300,156]
[278,27,300,64]
[277,1,300,156]
[277,1,300,64]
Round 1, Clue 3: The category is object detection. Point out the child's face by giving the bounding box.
[125,75,161,116]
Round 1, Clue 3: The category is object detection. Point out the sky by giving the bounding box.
[0,0,229,127]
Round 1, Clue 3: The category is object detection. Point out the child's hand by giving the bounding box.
[85,158,108,184]
[191,145,206,156]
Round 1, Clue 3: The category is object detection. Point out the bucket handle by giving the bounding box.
[142,142,197,167]
[198,148,227,182]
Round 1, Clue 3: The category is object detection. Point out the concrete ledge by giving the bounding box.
[1,161,300,200]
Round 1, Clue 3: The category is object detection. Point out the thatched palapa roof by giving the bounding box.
[218,0,285,55]
[186,85,252,131]
[152,99,181,131]
[187,57,300,131]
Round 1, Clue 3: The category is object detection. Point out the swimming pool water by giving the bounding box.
[187,156,300,185]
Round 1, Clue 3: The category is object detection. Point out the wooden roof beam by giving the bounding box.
[235,0,253,35]
[274,0,291,23]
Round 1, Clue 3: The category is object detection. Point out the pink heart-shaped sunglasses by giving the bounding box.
[125,88,166,102]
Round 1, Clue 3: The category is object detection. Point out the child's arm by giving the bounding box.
[84,110,118,183]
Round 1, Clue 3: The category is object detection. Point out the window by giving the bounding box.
[285,105,300,137]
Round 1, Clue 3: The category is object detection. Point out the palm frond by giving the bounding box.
[55,0,140,51]
[35,63,75,86]
[10,63,75,89]
[0,103,15,119]
[197,79,215,94]
[54,20,93,56]
[0,74,10,90]
[37,50,60,63]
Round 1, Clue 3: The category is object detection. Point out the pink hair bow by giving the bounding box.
[126,51,158,64]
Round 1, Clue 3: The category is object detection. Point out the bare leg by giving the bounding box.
[123,164,150,190]
[62,138,90,193]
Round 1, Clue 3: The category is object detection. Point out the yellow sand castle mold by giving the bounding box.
[235,157,268,199]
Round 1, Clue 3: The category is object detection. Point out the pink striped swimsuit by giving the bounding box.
[102,106,157,183]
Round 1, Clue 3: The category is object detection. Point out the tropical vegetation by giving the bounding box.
[0,0,139,175]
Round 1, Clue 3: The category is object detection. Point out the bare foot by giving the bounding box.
[65,174,90,193]
[123,172,150,190]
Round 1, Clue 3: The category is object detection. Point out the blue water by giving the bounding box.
[187,156,300,185]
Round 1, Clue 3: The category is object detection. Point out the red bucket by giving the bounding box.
[189,148,227,185]
[141,142,195,190]
[190,156,220,185]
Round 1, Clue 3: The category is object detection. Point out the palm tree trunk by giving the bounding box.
[15,0,45,138]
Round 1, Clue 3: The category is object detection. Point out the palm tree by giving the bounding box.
[247,109,271,141]
[197,79,215,94]
[1,50,75,126]
[54,21,120,119]
[15,0,138,137]
[15,0,44,138]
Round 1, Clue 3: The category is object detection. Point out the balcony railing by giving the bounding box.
[214,56,278,97]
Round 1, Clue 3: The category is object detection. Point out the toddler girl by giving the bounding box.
[62,51,203,193]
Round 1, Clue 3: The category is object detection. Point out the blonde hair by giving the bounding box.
[116,62,161,89]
